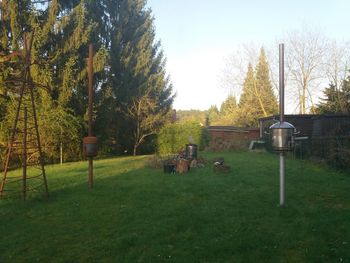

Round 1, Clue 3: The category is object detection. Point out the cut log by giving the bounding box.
[177,159,189,174]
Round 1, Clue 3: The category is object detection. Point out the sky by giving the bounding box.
[146,0,350,112]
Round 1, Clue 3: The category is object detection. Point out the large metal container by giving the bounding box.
[83,136,98,157]
[186,144,198,159]
[269,122,295,152]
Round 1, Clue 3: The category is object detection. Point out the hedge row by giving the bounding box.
[157,121,210,155]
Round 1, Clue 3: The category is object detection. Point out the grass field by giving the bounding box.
[0,151,349,262]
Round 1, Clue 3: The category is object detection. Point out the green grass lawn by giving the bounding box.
[0,151,349,263]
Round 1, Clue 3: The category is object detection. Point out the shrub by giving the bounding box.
[322,137,350,169]
[157,121,210,155]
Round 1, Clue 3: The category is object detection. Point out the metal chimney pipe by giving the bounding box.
[279,43,284,122]
[279,43,285,206]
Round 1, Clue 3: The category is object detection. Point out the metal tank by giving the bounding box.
[186,144,198,159]
[269,121,296,152]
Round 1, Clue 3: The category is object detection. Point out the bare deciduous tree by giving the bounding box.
[221,26,350,115]
[220,43,260,100]
[284,26,328,114]
[127,92,166,156]
[324,40,350,90]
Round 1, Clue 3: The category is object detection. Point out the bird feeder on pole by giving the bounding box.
[269,44,297,206]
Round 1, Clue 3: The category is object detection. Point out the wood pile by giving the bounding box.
[176,159,190,174]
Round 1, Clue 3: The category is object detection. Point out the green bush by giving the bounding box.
[157,121,210,155]
[312,137,350,169]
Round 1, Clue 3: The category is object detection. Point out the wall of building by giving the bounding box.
[207,127,259,151]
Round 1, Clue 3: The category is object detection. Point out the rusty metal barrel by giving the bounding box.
[83,136,98,157]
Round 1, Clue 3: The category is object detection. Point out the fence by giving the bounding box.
[259,114,350,168]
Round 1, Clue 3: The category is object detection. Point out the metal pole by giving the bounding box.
[279,152,285,205]
[279,43,285,206]
[279,43,284,123]
[88,44,94,189]
[23,107,27,200]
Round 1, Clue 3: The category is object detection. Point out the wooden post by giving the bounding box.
[23,107,27,200]
[88,44,94,188]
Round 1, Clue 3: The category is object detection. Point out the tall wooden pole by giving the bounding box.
[88,44,94,188]
[23,107,27,200]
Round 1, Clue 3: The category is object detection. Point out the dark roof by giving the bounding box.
[259,114,350,137]
[207,126,259,132]
[259,114,350,122]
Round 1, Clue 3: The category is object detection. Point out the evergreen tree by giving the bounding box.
[237,63,259,127]
[0,1,99,162]
[176,110,207,124]
[237,49,278,127]
[238,63,255,108]
[207,105,220,125]
[317,77,350,114]
[0,0,174,160]
[220,95,237,116]
[104,0,174,154]
[343,77,350,113]
[0,1,33,162]
[255,48,278,115]
[217,95,238,125]
[33,1,102,161]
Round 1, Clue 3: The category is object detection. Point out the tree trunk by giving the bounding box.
[60,127,63,165]
[133,144,137,156]
[60,141,63,165]
[302,86,306,114]
[253,80,268,117]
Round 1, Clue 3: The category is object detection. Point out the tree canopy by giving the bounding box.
[0,0,174,162]
[317,76,350,114]
[236,49,278,127]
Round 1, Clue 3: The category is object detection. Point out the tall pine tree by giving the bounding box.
[255,48,278,116]
[0,0,174,160]
[237,49,278,127]
[98,0,174,155]
[237,63,259,127]
[0,0,93,162]
[217,95,238,125]
[220,95,237,116]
